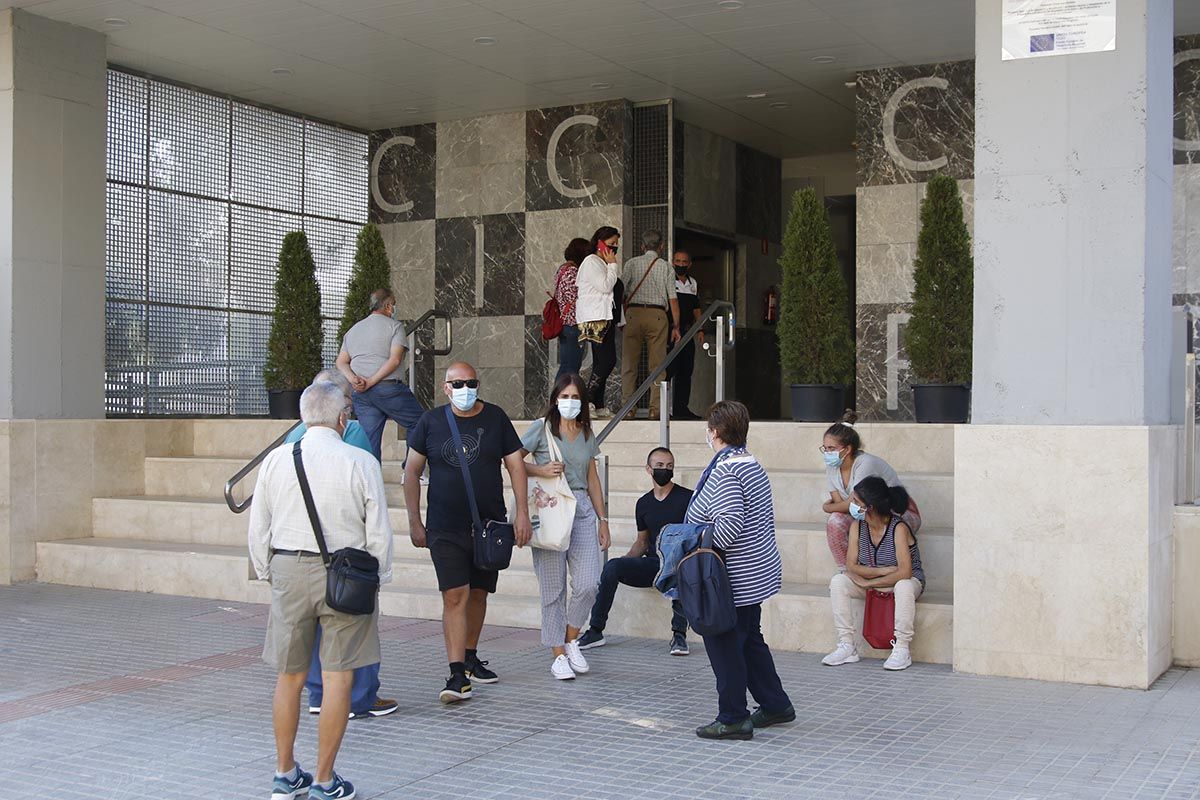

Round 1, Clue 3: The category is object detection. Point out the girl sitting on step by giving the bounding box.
[823,477,925,671]
[820,411,921,569]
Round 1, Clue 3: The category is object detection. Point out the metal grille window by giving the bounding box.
[105,69,369,416]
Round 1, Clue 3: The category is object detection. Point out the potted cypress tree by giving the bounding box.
[263,231,323,419]
[778,188,856,421]
[338,223,392,343]
[907,174,973,423]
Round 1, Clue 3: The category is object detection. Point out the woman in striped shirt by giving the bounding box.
[685,401,794,740]
[824,476,925,671]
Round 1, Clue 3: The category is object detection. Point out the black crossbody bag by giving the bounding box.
[444,404,515,571]
[292,441,379,615]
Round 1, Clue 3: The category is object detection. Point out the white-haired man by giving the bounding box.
[249,380,394,800]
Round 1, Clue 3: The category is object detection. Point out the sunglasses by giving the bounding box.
[446,379,480,389]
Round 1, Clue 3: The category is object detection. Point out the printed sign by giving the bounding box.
[1002,0,1117,60]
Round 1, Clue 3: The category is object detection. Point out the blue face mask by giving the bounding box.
[450,386,478,411]
[822,449,845,468]
[557,398,582,420]
[849,502,867,522]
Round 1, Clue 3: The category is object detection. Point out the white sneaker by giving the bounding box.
[590,403,613,419]
[883,643,912,671]
[565,640,590,674]
[551,654,576,680]
[821,641,860,666]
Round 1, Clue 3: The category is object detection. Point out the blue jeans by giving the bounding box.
[557,324,583,381]
[352,380,425,462]
[588,555,687,636]
[701,603,791,724]
[305,626,381,714]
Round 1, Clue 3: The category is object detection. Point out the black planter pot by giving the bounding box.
[267,389,303,420]
[789,384,846,422]
[912,384,971,423]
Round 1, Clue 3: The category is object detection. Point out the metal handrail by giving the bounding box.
[596,300,735,445]
[224,421,300,512]
[224,308,453,513]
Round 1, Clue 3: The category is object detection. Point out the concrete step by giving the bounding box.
[35,537,952,664]
[94,490,955,593]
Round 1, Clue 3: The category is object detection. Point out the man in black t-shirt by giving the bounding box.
[576,447,692,656]
[404,362,532,704]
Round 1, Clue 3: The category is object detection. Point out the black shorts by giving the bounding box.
[427,530,500,594]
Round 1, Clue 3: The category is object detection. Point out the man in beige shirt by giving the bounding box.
[248,380,393,800]
[619,229,681,419]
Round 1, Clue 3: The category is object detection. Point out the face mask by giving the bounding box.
[705,429,716,451]
[849,502,867,522]
[822,449,845,468]
[557,398,582,420]
[674,266,688,276]
[651,468,674,487]
[450,386,477,411]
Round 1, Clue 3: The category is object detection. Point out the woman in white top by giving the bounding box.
[576,226,620,419]
[820,410,921,568]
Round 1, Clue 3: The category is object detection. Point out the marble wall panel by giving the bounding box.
[526,100,631,212]
[436,113,526,217]
[523,205,624,316]
[482,213,526,317]
[477,366,525,421]
[477,315,525,369]
[1177,34,1200,166]
[856,302,914,422]
[1178,165,1200,296]
[369,124,436,223]
[857,243,917,305]
[524,314,551,419]
[683,124,736,235]
[434,217,477,318]
[382,219,435,321]
[736,144,782,242]
[856,183,919,246]
[856,61,975,187]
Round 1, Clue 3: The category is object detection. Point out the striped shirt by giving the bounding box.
[685,449,783,606]
[857,514,925,588]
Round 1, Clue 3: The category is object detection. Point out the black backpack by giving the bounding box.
[676,525,737,636]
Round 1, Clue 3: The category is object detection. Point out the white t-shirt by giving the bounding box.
[826,452,901,499]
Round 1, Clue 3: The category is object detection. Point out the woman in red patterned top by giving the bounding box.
[554,238,589,380]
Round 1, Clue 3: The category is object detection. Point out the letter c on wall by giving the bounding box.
[883,77,950,173]
[370,135,416,214]
[547,114,599,199]
[1176,50,1200,153]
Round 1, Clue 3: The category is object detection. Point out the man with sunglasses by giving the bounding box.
[403,362,533,704]
[336,287,424,463]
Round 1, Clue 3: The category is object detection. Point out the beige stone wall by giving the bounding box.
[1173,505,1200,667]
[954,425,1177,688]
[0,419,194,584]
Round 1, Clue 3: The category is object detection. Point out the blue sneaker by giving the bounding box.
[310,773,356,800]
[271,765,313,800]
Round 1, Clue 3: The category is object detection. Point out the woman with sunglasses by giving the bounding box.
[820,411,921,570]
[519,373,611,680]
[576,226,621,419]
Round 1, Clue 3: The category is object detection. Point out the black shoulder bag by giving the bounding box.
[292,441,379,615]
[444,404,515,571]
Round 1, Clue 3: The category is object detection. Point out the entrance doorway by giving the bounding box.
[672,229,735,417]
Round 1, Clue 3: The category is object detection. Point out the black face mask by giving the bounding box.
[651,468,674,486]
[673,266,688,276]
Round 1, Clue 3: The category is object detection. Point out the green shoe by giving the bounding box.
[695,718,754,740]
[750,704,796,729]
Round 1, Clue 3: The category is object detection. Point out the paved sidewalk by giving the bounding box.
[1,585,1199,799]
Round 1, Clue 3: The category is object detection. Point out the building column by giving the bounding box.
[955,0,1175,687]
[0,9,107,419]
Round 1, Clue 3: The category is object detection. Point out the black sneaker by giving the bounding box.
[695,718,754,740]
[465,654,498,684]
[669,633,689,656]
[576,629,606,650]
[439,673,472,704]
[750,704,796,729]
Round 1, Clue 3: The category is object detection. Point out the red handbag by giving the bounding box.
[862,589,895,650]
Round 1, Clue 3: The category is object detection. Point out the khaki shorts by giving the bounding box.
[263,552,381,674]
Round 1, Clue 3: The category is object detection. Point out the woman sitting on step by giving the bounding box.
[823,476,925,671]
[821,410,921,569]
[519,373,611,681]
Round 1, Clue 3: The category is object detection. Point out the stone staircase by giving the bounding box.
[36,418,956,663]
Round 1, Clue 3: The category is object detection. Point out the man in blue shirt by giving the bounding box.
[284,369,397,720]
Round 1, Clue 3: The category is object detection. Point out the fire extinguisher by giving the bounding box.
[763,285,779,325]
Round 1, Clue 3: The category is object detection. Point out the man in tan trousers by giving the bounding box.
[619,230,680,419]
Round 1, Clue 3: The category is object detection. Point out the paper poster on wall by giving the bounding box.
[1002,0,1117,60]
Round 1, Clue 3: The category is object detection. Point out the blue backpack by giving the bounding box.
[676,524,737,637]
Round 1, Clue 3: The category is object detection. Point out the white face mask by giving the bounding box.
[450,386,477,411]
[705,428,716,451]
[557,398,582,420]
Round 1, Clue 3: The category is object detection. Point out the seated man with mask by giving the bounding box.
[576,447,692,656]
